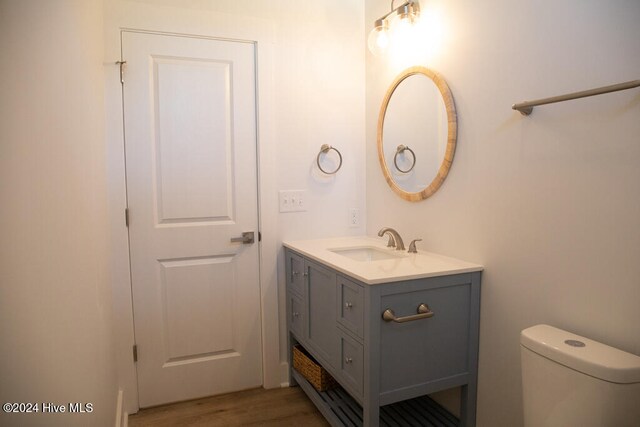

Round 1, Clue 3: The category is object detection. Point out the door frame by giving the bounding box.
[106,21,280,414]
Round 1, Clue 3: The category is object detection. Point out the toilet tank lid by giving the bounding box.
[520,324,640,384]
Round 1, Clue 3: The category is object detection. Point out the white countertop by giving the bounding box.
[283,236,483,285]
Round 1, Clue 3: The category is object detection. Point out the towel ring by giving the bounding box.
[394,144,416,173]
[317,144,343,175]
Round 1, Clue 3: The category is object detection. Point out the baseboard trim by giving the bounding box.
[279,361,290,387]
[115,389,124,427]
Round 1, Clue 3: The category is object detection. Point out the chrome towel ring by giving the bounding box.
[317,144,343,175]
[394,144,416,173]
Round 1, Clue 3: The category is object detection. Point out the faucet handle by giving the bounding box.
[408,239,422,253]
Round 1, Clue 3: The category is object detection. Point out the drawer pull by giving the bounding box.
[292,311,300,318]
[291,270,299,281]
[345,357,353,364]
[382,303,434,323]
[345,302,353,309]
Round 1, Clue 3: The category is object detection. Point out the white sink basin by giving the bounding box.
[329,246,404,262]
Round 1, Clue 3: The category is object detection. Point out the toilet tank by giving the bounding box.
[520,324,640,427]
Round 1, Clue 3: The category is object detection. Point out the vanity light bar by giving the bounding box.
[368,0,420,55]
[377,0,420,24]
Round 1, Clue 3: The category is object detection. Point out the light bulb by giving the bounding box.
[390,11,420,48]
[387,10,422,67]
[367,20,389,56]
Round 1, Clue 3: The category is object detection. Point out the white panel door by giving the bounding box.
[122,31,262,407]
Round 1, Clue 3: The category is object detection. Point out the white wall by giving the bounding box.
[0,1,118,426]
[104,0,365,412]
[365,0,640,425]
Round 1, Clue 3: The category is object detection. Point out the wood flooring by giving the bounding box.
[128,386,329,426]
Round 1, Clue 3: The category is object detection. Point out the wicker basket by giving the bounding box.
[293,345,338,392]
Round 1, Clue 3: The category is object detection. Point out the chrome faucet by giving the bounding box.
[377,227,405,251]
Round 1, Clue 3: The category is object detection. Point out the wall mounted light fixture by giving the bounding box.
[368,0,421,56]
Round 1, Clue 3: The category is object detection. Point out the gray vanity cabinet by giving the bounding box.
[286,248,481,427]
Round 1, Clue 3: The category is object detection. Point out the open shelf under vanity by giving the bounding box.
[293,369,459,427]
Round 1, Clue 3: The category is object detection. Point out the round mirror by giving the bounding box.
[377,66,457,201]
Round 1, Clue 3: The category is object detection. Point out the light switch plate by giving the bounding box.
[279,190,307,213]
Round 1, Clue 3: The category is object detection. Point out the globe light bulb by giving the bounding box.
[390,10,420,48]
[367,20,389,56]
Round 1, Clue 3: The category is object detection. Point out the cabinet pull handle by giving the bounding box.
[292,311,299,318]
[345,302,353,309]
[291,270,299,281]
[345,357,353,364]
[382,303,434,323]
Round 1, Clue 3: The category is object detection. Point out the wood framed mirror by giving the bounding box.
[377,66,457,202]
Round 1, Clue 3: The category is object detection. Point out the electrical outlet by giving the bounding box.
[349,208,360,227]
[279,190,307,213]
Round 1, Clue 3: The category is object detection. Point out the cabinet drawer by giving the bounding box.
[337,276,364,338]
[287,251,305,297]
[379,282,471,394]
[289,295,305,339]
[338,331,364,397]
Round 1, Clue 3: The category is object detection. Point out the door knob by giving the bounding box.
[230,231,255,244]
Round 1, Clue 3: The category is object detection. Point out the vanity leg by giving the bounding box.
[363,402,379,427]
[288,333,299,387]
[461,271,481,426]
[460,384,477,427]
[363,288,381,427]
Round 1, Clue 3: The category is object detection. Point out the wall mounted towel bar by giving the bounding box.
[512,79,640,116]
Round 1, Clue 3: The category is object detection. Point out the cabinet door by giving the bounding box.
[304,259,338,369]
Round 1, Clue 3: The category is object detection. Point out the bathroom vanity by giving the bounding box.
[284,237,483,427]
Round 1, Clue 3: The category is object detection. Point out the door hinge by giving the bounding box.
[133,344,138,362]
[116,60,127,84]
[125,208,129,227]
[258,231,262,242]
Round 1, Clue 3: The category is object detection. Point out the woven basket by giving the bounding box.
[293,345,338,392]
